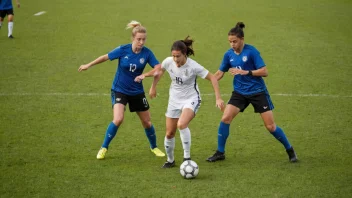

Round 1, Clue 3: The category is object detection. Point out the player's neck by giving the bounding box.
[132,44,142,54]
[176,58,187,67]
[234,43,245,55]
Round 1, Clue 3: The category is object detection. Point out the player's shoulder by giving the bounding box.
[162,57,173,63]
[244,44,260,53]
[186,57,200,67]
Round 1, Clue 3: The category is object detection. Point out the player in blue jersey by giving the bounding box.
[78,20,165,159]
[0,0,20,38]
[206,22,298,163]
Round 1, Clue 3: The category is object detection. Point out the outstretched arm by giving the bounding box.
[134,64,161,83]
[205,72,224,111]
[16,0,20,8]
[78,54,109,72]
[149,67,165,99]
[214,70,225,81]
[229,66,268,77]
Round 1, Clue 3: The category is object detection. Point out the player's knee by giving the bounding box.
[112,118,123,126]
[177,122,188,130]
[265,124,276,132]
[221,116,232,124]
[165,132,175,139]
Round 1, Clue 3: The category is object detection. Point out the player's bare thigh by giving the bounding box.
[166,117,178,139]
[112,103,125,126]
[177,108,195,129]
[221,104,241,124]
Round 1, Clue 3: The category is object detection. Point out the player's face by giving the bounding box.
[172,50,186,67]
[228,35,244,52]
[133,32,147,49]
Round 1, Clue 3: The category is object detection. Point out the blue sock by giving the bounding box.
[217,122,230,153]
[271,126,291,150]
[102,122,118,149]
[145,125,157,149]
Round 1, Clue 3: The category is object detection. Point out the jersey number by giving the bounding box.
[129,64,137,72]
[176,77,183,85]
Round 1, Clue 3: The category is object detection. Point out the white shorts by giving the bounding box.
[165,99,201,118]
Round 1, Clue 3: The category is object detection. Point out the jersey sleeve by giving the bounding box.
[147,50,159,68]
[161,57,172,70]
[194,62,209,79]
[219,52,231,72]
[108,46,122,61]
[252,49,266,69]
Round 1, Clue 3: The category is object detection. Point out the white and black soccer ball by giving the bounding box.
[180,160,199,179]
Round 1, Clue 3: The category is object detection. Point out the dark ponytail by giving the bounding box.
[228,22,245,38]
[171,36,195,57]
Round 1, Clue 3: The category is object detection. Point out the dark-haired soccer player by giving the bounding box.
[0,0,20,38]
[206,22,298,163]
[78,21,165,159]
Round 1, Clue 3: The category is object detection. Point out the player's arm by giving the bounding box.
[229,66,268,77]
[16,0,20,8]
[134,64,161,82]
[214,70,225,81]
[149,67,166,99]
[205,72,225,111]
[78,54,109,72]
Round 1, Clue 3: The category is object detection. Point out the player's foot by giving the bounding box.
[183,158,191,161]
[8,35,14,39]
[286,147,298,162]
[206,150,225,162]
[97,147,108,159]
[162,161,175,168]
[150,147,165,157]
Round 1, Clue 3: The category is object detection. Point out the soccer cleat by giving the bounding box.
[183,158,191,162]
[97,147,108,159]
[206,150,225,162]
[286,147,298,162]
[8,35,14,39]
[150,147,165,157]
[162,161,175,168]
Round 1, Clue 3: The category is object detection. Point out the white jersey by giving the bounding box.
[161,57,209,104]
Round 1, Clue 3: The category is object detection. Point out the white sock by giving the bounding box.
[8,22,13,37]
[179,127,191,158]
[164,136,175,163]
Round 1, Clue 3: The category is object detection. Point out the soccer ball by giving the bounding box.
[180,160,199,179]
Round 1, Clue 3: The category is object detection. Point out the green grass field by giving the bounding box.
[1,0,352,197]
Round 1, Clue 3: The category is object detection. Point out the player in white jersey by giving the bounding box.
[135,36,224,168]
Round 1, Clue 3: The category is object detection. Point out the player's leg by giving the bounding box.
[177,108,195,161]
[0,10,6,29]
[207,91,246,162]
[97,92,126,159]
[7,10,14,38]
[252,91,297,162]
[162,117,178,168]
[260,111,297,162]
[132,93,165,157]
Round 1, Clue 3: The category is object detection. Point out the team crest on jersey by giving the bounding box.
[242,56,248,62]
[140,58,145,64]
[183,69,189,76]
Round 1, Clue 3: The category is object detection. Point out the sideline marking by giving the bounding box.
[34,11,46,16]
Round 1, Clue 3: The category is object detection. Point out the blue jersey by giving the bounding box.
[0,0,13,10]
[219,44,267,95]
[108,44,159,95]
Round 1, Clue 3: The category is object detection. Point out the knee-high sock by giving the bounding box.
[164,137,175,162]
[8,22,13,37]
[102,122,118,149]
[179,127,191,158]
[145,125,157,149]
[217,121,230,153]
[270,126,291,150]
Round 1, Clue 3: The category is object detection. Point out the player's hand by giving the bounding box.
[134,74,145,83]
[78,64,90,72]
[149,87,157,99]
[216,98,225,111]
[229,68,248,76]
[17,3,20,8]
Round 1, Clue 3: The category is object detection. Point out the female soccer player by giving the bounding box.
[135,36,224,168]
[0,0,20,38]
[78,21,165,159]
[206,22,298,163]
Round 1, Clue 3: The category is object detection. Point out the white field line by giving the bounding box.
[0,92,351,98]
[34,11,46,16]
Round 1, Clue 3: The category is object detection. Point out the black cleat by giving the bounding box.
[183,158,191,162]
[8,35,14,39]
[206,150,225,162]
[162,161,175,168]
[286,147,298,162]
